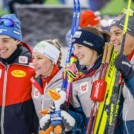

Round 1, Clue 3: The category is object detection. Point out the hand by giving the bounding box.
[115,53,134,81]
[40,102,55,115]
[48,102,55,113]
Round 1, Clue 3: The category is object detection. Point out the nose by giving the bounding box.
[110,34,116,43]
[32,59,38,67]
[73,47,79,57]
[0,40,4,48]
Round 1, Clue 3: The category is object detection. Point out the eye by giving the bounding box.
[3,39,9,43]
[115,32,122,36]
[32,56,35,60]
[37,57,42,59]
[77,45,82,48]
[57,90,61,93]
[73,44,82,50]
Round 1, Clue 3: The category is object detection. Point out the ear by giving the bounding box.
[16,40,21,44]
[14,39,20,45]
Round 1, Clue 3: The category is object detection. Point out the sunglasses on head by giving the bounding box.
[0,18,15,27]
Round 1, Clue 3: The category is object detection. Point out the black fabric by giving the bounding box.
[0,44,32,65]
[8,0,45,13]
[1,99,39,134]
[115,53,134,81]
[72,29,105,55]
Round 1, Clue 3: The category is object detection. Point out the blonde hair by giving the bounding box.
[45,39,62,66]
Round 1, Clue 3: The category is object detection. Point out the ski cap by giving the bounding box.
[110,13,134,37]
[72,29,105,55]
[80,10,101,28]
[0,14,22,41]
[33,40,60,64]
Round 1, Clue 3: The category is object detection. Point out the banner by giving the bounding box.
[15,4,87,47]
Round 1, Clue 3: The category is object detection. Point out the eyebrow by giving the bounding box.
[111,29,122,33]
[2,37,12,39]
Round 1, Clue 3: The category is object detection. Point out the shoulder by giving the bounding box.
[125,75,134,97]
[18,44,32,64]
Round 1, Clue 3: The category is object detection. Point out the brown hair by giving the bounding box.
[45,39,62,66]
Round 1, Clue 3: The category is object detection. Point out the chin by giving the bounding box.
[79,62,86,66]
[35,71,41,76]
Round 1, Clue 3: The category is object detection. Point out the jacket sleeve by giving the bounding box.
[125,75,134,97]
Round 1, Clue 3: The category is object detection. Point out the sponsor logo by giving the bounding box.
[34,89,40,98]
[13,30,21,35]
[80,82,88,93]
[11,70,26,77]
[0,29,7,33]
[19,56,28,64]
[73,31,82,38]
[94,81,102,99]
[83,41,93,46]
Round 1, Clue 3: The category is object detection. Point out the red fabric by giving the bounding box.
[31,65,60,94]
[80,10,101,28]
[20,42,32,54]
[30,76,44,94]
[0,64,35,106]
[127,50,134,61]
[42,64,60,89]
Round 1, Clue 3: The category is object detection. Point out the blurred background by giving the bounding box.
[0,0,134,64]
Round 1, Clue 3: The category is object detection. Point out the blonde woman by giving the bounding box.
[31,39,63,119]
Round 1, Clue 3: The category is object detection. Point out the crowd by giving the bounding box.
[0,5,134,134]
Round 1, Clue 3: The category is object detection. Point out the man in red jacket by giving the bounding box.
[0,14,38,134]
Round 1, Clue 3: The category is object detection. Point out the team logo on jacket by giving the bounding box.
[19,56,28,64]
[11,70,26,77]
[33,89,40,98]
[80,82,88,93]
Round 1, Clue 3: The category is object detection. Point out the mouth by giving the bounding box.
[77,55,83,61]
[0,49,8,54]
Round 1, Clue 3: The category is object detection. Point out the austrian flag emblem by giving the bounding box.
[80,82,88,93]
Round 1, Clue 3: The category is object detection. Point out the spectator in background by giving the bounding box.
[0,14,38,134]
[66,10,101,46]
[79,10,101,30]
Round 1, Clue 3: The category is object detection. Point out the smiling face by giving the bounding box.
[32,52,54,76]
[110,26,134,55]
[0,35,20,59]
[73,43,98,66]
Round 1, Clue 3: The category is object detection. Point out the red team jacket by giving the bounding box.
[0,43,38,134]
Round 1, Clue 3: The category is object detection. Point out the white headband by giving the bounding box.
[33,41,60,64]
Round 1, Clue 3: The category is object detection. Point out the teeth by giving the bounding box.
[78,56,82,60]
[0,49,7,53]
